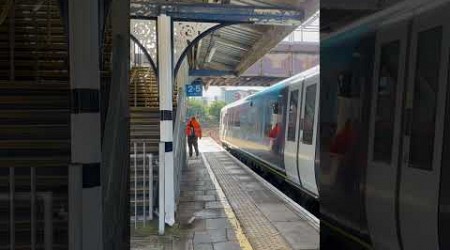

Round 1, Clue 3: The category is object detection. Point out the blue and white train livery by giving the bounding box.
[220,66,320,199]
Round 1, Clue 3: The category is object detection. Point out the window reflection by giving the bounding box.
[287,90,299,141]
[303,84,317,145]
[373,41,400,163]
[409,26,442,170]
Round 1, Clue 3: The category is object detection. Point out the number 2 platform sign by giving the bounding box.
[186,79,203,97]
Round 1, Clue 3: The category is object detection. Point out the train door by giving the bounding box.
[297,76,319,196]
[284,81,303,185]
[399,5,450,250]
[365,20,408,250]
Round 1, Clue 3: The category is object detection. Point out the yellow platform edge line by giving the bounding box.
[200,152,254,250]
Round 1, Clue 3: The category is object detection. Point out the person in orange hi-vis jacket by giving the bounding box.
[268,123,281,152]
[185,116,202,158]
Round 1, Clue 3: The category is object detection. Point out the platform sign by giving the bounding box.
[186,79,203,97]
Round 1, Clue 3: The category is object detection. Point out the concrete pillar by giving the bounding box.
[68,0,102,249]
[157,14,175,228]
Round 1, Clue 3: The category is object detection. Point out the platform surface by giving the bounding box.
[131,137,319,250]
[131,155,242,250]
[199,138,319,250]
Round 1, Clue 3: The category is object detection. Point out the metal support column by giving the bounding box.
[9,167,14,250]
[68,166,82,250]
[68,0,102,249]
[158,142,165,234]
[31,168,36,250]
[157,14,175,232]
[44,193,53,250]
[143,142,146,226]
[148,154,153,220]
[134,142,137,229]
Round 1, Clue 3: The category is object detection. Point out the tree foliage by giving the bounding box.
[186,98,207,121]
[186,99,227,127]
[208,101,226,123]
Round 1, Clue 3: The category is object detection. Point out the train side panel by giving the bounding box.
[320,25,374,242]
[221,86,289,172]
[321,1,450,249]
[220,68,320,195]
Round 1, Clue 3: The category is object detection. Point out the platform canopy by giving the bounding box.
[130,0,319,87]
[196,37,320,87]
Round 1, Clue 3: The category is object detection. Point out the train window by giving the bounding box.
[287,90,299,141]
[409,26,442,171]
[373,40,400,163]
[229,110,233,126]
[264,103,273,136]
[272,102,280,114]
[235,110,240,127]
[303,84,317,145]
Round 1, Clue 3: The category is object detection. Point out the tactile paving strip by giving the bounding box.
[204,152,292,250]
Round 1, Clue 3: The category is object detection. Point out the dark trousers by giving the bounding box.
[188,136,199,157]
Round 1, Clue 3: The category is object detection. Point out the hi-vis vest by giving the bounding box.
[185,119,202,138]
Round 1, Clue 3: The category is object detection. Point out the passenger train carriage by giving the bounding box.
[221,0,450,249]
[220,66,320,199]
[321,0,450,249]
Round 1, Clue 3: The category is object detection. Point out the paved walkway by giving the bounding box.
[175,155,244,250]
[200,138,319,250]
[131,137,319,250]
[131,140,244,250]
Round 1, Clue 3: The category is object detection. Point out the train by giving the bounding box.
[219,66,320,202]
[220,0,450,249]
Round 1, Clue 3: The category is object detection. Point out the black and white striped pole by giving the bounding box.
[68,0,102,248]
[157,14,175,235]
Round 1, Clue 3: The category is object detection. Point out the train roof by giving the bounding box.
[222,65,319,111]
[322,0,450,45]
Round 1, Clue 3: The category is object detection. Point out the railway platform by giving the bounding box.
[132,138,319,250]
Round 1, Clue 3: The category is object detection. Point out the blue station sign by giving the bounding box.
[186,79,203,97]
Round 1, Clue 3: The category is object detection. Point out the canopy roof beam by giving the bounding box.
[130,2,303,26]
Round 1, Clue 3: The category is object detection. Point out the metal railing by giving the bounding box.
[2,191,54,249]
[129,86,187,230]
[130,139,155,228]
